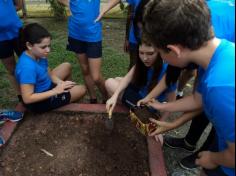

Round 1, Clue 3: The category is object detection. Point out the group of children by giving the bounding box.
[0,0,235,175]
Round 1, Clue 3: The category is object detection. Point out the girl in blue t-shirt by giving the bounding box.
[105,35,177,120]
[57,0,108,104]
[15,23,86,113]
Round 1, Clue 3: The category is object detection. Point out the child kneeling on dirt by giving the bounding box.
[15,23,86,113]
[105,34,177,120]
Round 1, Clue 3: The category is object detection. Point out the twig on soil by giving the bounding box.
[40,148,54,157]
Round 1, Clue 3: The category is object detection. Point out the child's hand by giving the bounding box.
[106,96,118,118]
[137,97,152,106]
[53,81,76,94]
[148,118,175,136]
[195,151,218,169]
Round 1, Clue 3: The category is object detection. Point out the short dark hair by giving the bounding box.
[20,23,51,51]
[143,0,213,51]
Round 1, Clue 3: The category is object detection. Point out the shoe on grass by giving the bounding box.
[164,136,196,152]
[0,110,24,122]
[179,152,199,170]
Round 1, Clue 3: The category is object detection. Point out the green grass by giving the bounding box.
[0,18,129,108]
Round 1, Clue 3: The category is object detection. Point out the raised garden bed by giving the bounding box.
[0,112,151,176]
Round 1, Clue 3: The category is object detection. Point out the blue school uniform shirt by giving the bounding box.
[0,0,22,41]
[68,0,102,42]
[207,0,235,42]
[197,40,235,176]
[139,63,177,102]
[15,52,53,93]
[127,0,141,45]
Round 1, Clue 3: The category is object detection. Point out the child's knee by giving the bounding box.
[105,78,115,90]
[62,62,72,72]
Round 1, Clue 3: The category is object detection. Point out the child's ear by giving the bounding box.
[167,44,181,57]
[26,42,33,50]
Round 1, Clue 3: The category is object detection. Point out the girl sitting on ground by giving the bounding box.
[15,23,86,113]
[105,34,177,120]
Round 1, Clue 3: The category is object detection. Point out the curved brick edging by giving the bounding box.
[1,103,167,176]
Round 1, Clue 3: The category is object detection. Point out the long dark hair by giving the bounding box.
[20,23,51,51]
[132,36,163,92]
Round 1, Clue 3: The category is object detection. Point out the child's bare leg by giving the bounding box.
[77,53,97,100]
[89,58,108,101]
[105,78,121,97]
[69,85,86,102]
[1,55,20,94]
[52,62,72,81]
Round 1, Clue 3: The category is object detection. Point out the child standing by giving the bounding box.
[15,23,86,113]
[58,0,108,103]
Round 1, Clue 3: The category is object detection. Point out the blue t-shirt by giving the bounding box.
[0,0,22,41]
[197,40,235,176]
[127,0,141,44]
[207,0,235,42]
[68,0,102,42]
[15,52,53,93]
[139,63,177,102]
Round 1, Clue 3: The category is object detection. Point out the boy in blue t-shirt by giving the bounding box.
[143,0,235,176]
[57,0,107,103]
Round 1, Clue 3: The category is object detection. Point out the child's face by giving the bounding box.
[29,37,51,59]
[139,44,158,67]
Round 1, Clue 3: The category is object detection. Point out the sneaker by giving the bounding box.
[164,136,196,152]
[179,152,199,170]
[0,110,24,122]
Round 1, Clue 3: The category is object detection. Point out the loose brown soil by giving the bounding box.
[0,112,150,176]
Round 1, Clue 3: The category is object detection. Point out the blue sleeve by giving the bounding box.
[17,67,37,85]
[206,86,235,143]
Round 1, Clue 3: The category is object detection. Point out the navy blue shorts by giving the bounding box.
[67,37,102,58]
[24,84,71,113]
[0,37,22,59]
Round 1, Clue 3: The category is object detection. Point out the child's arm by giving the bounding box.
[148,91,202,113]
[106,66,135,113]
[148,110,202,136]
[160,91,176,120]
[20,82,74,104]
[137,74,167,106]
[95,0,121,22]
[57,0,69,7]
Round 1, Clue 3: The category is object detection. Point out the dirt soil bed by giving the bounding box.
[0,112,150,176]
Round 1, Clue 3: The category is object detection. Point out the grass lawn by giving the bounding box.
[0,17,129,108]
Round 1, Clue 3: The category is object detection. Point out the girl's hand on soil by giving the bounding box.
[147,98,166,111]
[195,151,218,169]
[137,97,152,106]
[106,96,118,116]
[148,118,175,136]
